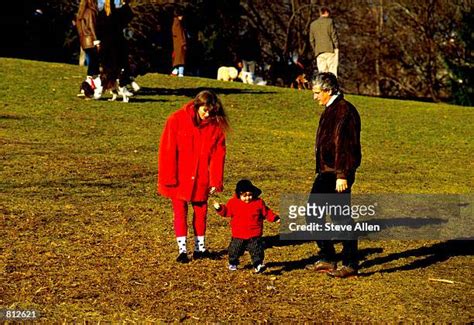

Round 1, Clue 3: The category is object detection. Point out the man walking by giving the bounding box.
[310,72,361,278]
[309,7,339,77]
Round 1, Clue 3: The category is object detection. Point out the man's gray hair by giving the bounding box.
[312,72,339,95]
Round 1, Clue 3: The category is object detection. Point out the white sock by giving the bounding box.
[194,236,206,252]
[176,236,187,254]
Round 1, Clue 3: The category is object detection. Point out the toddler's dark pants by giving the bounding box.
[228,237,264,267]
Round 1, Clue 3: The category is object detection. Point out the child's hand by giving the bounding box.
[212,200,221,210]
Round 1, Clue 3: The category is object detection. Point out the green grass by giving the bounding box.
[1,58,473,322]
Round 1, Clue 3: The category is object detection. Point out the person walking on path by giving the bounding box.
[309,7,339,77]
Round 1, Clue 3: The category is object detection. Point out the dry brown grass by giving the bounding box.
[1,58,473,322]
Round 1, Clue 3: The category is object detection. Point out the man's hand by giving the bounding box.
[209,187,217,195]
[336,178,347,192]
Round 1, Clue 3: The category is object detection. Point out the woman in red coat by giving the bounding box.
[158,90,229,263]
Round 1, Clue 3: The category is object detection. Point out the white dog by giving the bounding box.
[109,79,133,103]
[239,71,254,84]
[217,66,238,82]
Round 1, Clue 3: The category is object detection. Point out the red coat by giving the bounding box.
[158,101,226,202]
[216,196,278,239]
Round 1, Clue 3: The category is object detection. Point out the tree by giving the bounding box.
[3,0,472,105]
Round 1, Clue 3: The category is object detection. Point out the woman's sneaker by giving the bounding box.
[228,264,237,271]
[176,253,189,264]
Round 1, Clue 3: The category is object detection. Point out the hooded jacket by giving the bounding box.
[158,101,226,201]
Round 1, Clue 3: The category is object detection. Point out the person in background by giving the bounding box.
[170,8,187,77]
[97,0,137,100]
[158,90,229,263]
[237,29,260,84]
[309,6,339,77]
[76,0,102,99]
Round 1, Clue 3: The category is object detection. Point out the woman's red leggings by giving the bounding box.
[172,199,208,237]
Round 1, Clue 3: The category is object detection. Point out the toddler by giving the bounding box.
[213,179,279,273]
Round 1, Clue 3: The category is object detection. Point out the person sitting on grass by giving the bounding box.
[213,179,280,273]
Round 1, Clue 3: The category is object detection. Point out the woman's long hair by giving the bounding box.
[77,0,98,19]
[193,90,230,133]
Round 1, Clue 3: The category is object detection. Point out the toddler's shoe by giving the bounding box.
[228,264,237,271]
[254,264,266,273]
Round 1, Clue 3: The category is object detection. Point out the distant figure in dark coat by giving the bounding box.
[171,8,187,77]
[97,0,134,97]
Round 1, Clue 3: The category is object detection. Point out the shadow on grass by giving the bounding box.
[263,234,383,275]
[129,98,171,103]
[138,87,277,98]
[0,113,27,120]
[262,215,470,276]
[96,97,169,103]
[264,244,383,276]
[358,239,473,276]
[207,249,227,260]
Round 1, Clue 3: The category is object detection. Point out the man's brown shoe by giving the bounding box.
[327,266,357,278]
[314,260,336,272]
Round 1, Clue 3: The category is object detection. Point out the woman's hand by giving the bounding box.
[212,200,221,210]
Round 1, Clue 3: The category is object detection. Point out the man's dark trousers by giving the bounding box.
[309,172,358,269]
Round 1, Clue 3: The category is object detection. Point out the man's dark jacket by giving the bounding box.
[315,94,361,179]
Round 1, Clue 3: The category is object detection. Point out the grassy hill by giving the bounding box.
[1,58,473,322]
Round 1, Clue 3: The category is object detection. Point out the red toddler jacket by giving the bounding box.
[216,196,278,239]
